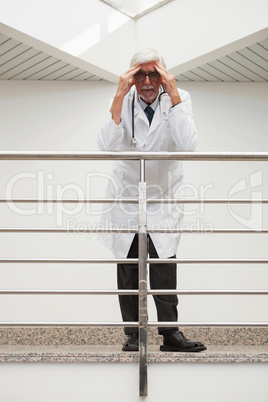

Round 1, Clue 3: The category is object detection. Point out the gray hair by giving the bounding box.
[130,48,166,68]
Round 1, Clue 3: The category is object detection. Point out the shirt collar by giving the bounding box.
[138,92,159,112]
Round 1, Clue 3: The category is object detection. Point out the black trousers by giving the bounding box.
[117,234,179,335]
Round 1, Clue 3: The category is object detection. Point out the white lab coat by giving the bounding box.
[97,87,197,258]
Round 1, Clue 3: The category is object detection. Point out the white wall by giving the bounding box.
[0,363,267,402]
[0,80,267,324]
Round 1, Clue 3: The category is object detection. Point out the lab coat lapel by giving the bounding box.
[132,89,146,124]
[149,94,170,133]
[133,99,149,127]
[149,104,162,132]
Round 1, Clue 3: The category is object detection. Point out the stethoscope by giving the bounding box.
[131,86,168,147]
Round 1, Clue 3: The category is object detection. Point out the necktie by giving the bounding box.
[145,106,154,125]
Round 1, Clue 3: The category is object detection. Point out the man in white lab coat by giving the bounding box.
[98,49,206,352]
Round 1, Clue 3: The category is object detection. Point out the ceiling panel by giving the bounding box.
[189,67,222,82]
[220,55,265,81]
[0,43,33,66]
[208,60,252,82]
[0,37,21,54]
[0,33,103,82]
[5,54,53,80]
[175,38,268,82]
[239,48,268,70]
[228,52,267,80]
[260,39,268,50]
[56,68,92,80]
[0,49,43,79]
[248,43,268,60]
[0,34,9,45]
[197,64,237,82]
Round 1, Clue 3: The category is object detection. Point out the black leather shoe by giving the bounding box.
[122,334,139,351]
[160,331,207,352]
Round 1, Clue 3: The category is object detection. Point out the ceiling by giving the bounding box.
[0,0,267,83]
[1,30,267,83]
[98,0,174,19]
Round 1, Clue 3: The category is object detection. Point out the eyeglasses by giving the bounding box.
[134,71,160,82]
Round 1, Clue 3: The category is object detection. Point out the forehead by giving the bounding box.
[139,61,156,71]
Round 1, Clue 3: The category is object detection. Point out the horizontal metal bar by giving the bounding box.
[0,321,266,327]
[1,198,268,204]
[0,228,137,233]
[147,290,268,295]
[0,290,266,296]
[0,258,267,264]
[0,321,138,327]
[0,151,268,161]
[0,198,138,204]
[147,198,268,204]
[0,258,139,264]
[147,258,268,264]
[0,228,267,234]
[0,290,139,295]
[148,321,268,327]
[147,229,268,234]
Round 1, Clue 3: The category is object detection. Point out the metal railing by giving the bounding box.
[0,151,268,397]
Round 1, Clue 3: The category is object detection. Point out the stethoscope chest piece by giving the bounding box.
[130,138,137,147]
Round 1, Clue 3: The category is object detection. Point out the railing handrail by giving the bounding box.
[0,258,268,263]
[0,321,267,327]
[0,290,267,295]
[0,150,268,161]
[1,198,268,203]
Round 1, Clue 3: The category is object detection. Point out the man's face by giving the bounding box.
[134,62,161,104]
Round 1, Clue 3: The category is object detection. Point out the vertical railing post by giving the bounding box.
[139,159,148,397]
